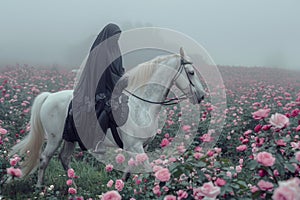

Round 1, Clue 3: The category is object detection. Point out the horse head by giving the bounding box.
[172,47,206,104]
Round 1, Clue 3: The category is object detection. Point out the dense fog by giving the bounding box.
[0,0,299,70]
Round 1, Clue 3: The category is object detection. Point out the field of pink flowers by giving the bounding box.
[0,65,300,200]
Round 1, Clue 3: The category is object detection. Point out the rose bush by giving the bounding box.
[0,66,300,199]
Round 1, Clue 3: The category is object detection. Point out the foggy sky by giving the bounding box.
[0,0,299,70]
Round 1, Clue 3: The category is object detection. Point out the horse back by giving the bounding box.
[39,90,73,138]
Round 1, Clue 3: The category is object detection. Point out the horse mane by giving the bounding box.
[126,54,178,91]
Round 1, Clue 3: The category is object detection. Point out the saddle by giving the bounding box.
[62,101,87,151]
[96,75,129,127]
[63,77,129,150]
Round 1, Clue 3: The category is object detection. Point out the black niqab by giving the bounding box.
[93,23,124,99]
[71,23,124,150]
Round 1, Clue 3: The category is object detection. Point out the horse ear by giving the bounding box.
[180,47,185,58]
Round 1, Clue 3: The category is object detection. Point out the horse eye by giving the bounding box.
[189,70,194,75]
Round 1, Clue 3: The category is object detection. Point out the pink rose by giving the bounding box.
[9,158,18,166]
[200,133,213,142]
[153,185,161,196]
[135,179,142,185]
[207,150,214,157]
[256,137,265,147]
[115,179,124,191]
[66,179,73,186]
[67,168,75,178]
[6,167,22,178]
[262,125,271,131]
[258,169,267,177]
[276,139,286,147]
[177,145,186,154]
[256,152,276,167]
[242,138,249,144]
[177,190,188,200]
[128,158,136,167]
[155,168,171,182]
[194,152,204,160]
[182,125,191,132]
[13,155,21,162]
[295,151,300,162]
[105,164,114,172]
[0,128,7,135]
[195,146,202,152]
[269,113,289,129]
[153,165,163,173]
[135,153,148,164]
[68,187,77,195]
[291,109,299,117]
[236,166,242,173]
[115,154,125,164]
[272,178,300,200]
[236,145,247,152]
[273,169,280,176]
[215,178,226,187]
[107,180,114,188]
[254,124,262,133]
[239,158,244,165]
[164,195,176,200]
[250,185,259,193]
[101,190,121,200]
[252,108,271,120]
[160,138,170,148]
[162,186,169,192]
[193,182,221,199]
[291,141,300,150]
[272,186,298,200]
[257,180,274,191]
[214,147,222,154]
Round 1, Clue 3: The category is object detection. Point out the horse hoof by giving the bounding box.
[123,172,131,181]
[35,184,44,189]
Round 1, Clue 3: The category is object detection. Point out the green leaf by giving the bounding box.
[193,161,206,168]
[275,153,285,164]
[237,180,248,189]
[172,170,181,177]
[231,183,240,189]
[285,163,296,173]
[169,163,180,172]
[214,161,221,168]
[252,191,262,199]
[247,160,258,170]
[274,163,285,175]
[224,185,234,193]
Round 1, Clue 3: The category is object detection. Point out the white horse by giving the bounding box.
[10,48,206,187]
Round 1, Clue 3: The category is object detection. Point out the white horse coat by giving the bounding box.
[10,49,205,186]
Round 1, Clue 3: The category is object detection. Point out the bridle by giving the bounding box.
[123,57,196,106]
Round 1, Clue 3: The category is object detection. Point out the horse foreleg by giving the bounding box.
[37,138,62,188]
[123,141,151,181]
[59,141,75,171]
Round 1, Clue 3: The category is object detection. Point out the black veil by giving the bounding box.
[72,23,124,150]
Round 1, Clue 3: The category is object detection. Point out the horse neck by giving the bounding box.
[151,56,179,100]
[131,56,179,111]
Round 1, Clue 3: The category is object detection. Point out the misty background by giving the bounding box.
[0,0,299,70]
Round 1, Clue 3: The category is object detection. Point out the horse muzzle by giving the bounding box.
[190,86,205,104]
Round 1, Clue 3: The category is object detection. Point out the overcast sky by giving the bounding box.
[0,0,299,70]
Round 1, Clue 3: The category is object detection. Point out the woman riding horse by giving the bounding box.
[63,23,129,151]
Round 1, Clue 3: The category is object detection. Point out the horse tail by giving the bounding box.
[10,92,50,177]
